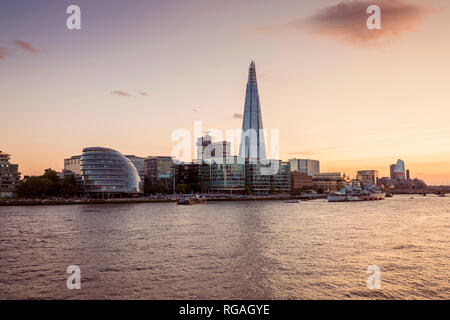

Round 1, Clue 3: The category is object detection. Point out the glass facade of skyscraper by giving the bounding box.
[199,158,245,194]
[239,61,266,160]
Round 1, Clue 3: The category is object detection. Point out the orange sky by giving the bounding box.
[1,0,449,185]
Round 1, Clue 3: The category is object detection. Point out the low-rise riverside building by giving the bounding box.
[356,170,379,185]
[63,155,83,189]
[199,157,245,194]
[175,163,200,193]
[291,171,314,194]
[0,151,20,198]
[144,156,174,191]
[270,161,291,194]
[312,172,350,192]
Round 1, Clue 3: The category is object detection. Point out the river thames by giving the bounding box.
[0,195,448,299]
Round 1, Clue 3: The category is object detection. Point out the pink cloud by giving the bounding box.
[111,90,130,97]
[0,47,11,60]
[233,113,243,119]
[296,0,432,45]
[13,40,39,53]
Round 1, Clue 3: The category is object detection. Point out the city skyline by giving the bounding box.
[1,0,450,184]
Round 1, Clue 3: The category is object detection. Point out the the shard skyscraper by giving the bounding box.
[239,61,267,160]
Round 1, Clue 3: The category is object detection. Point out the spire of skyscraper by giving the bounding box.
[239,60,267,160]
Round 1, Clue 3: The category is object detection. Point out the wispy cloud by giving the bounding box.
[233,113,243,119]
[288,151,316,156]
[13,40,39,53]
[139,91,148,96]
[111,90,130,97]
[260,0,432,46]
[0,47,11,60]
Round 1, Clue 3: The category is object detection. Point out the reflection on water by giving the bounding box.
[0,195,448,299]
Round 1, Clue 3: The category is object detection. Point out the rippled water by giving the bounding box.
[0,195,448,299]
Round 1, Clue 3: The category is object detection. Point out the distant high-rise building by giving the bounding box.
[196,134,212,163]
[0,151,20,198]
[406,169,410,180]
[393,159,406,180]
[196,134,231,163]
[64,155,82,176]
[389,164,396,179]
[63,155,83,189]
[289,159,320,177]
[239,61,266,160]
[356,170,379,184]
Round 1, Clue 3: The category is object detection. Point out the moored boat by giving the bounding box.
[177,196,207,205]
[327,181,385,202]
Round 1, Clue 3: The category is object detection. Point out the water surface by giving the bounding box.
[0,195,448,299]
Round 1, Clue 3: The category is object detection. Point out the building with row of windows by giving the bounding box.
[57,63,290,196]
[125,155,145,183]
[312,172,350,192]
[80,147,142,195]
[356,170,379,185]
[289,159,320,177]
[0,151,20,198]
[144,156,174,191]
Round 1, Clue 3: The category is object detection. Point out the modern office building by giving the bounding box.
[144,156,174,190]
[64,155,82,176]
[125,155,145,183]
[291,172,314,194]
[356,170,379,184]
[175,163,200,193]
[196,134,212,163]
[63,155,83,188]
[289,159,320,177]
[393,159,406,180]
[406,169,410,180]
[239,60,266,160]
[0,151,20,198]
[244,162,271,195]
[269,161,291,194]
[80,147,142,195]
[199,157,245,194]
[196,134,232,164]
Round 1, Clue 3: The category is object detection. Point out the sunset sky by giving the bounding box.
[1,0,449,185]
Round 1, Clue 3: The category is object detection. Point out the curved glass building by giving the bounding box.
[81,147,142,194]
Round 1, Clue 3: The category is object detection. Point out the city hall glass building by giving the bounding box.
[80,147,142,195]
